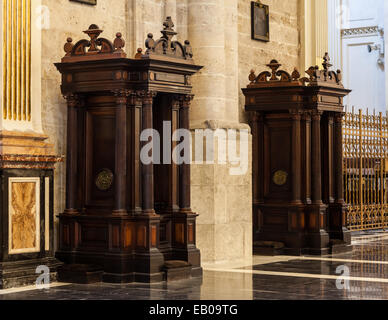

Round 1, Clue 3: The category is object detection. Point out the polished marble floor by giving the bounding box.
[2,235,388,300]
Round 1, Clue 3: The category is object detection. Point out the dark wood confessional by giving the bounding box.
[55,18,202,283]
[243,54,352,255]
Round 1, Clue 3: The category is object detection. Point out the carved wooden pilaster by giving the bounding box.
[113,89,131,215]
[251,111,262,204]
[302,110,312,204]
[141,91,157,215]
[334,112,345,204]
[290,110,303,204]
[311,110,324,205]
[169,96,181,212]
[63,93,83,215]
[128,92,143,214]
[179,94,194,213]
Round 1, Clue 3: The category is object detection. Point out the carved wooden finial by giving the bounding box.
[141,19,194,61]
[322,52,332,71]
[135,48,143,59]
[249,70,256,82]
[184,40,193,59]
[83,24,103,52]
[61,24,127,62]
[291,68,300,81]
[145,33,155,50]
[247,59,303,87]
[163,16,175,31]
[64,37,73,56]
[114,32,125,53]
[267,60,281,81]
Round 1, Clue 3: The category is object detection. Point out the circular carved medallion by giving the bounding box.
[95,169,114,191]
[273,170,288,186]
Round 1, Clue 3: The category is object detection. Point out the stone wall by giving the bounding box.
[238,0,300,122]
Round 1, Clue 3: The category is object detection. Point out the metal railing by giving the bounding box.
[343,108,388,231]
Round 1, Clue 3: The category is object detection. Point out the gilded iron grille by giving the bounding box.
[343,108,388,231]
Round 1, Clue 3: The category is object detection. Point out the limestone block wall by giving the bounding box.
[238,0,300,122]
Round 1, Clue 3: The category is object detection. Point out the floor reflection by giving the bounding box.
[1,236,388,300]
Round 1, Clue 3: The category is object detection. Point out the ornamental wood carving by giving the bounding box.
[248,53,343,88]
[137,17,194,62]
[62,24,126,62]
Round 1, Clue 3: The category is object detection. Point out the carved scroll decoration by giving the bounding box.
[248,53,344,88]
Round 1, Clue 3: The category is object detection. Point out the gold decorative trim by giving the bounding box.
[2,0,31,121]
[44,177,50,251]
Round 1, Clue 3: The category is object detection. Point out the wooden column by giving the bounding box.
[311,110,323,205]
[334,112,345,204]
[291,110,302,204]
[113,90,130,215]
[179,95,193,213]
[169,96,180,212]
[302,111,312,204]
[251,112,260,205]
[128,92,143,214]
[64,93,81,215]
[142,91,157,215]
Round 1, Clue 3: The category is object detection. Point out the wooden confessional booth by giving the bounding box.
[243,55,352,255]
[55,18,202,283]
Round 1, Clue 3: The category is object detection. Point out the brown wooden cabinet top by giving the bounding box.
[243,54,351,113]
[55,19,202,95]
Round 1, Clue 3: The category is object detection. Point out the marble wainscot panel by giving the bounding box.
[0,131,62,289]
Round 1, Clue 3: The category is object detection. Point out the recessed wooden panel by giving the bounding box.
[264,121,292,199]
[175,223,185,244]
[188,224,194,243]
[85,108,116,207]
[124,223,133,248]
[137,226,147,248]
[290,212,298,230]
[300,212,305,229]
[63,224,70,247]
[151,225,157,247]
[112,225,120,248]
[80,224,108,248]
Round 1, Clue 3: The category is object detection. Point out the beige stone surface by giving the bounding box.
[238,0,300,123]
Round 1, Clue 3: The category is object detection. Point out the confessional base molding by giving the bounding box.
[254,229,352,256]
[56,249,202,284]
[0,257,63,289]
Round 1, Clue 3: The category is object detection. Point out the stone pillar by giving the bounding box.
[164,0,177,25]
[188,0,227,122]
[299,0,329,71]
[188,0,252,264]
